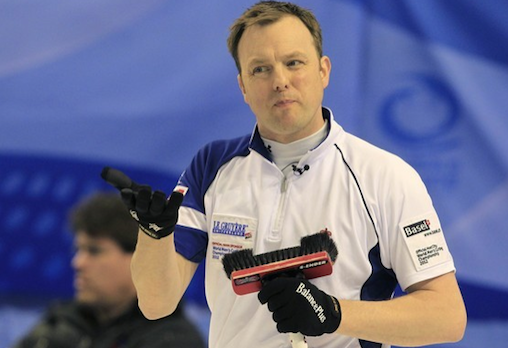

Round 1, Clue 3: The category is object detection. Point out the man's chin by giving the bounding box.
[75,292,97,305]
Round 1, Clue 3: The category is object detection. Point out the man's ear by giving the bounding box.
[320,55,332,89]
[237,74,248,103]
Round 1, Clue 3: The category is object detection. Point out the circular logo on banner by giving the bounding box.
[379,74,460,144]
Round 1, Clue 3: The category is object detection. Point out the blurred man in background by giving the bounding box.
[12,192,205,348]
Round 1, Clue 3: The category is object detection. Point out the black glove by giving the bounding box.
[101,167,183,239]
[258,277,341,336]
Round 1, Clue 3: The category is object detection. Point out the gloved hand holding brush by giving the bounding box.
[222,231,340,346]
[259,278,342,337]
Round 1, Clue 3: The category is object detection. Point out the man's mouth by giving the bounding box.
[274,99,295,107]
[74,276,86,289]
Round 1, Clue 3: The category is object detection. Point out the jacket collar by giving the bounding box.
[249,106,340,162]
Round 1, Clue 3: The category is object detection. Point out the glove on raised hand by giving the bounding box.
[101,167,183,239]
[258,277,341,337]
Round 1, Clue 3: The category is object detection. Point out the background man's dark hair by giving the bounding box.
[69,192,138,253]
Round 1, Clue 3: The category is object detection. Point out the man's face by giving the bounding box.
[72,233,135,310]
[237,15,331,144]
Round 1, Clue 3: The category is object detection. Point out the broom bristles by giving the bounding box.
[222,232,338,279]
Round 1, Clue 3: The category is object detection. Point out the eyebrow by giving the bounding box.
[246,51,308,67]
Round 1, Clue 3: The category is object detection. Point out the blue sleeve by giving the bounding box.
[173,135,252,263]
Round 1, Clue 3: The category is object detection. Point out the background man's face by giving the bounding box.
[72,233,135,310]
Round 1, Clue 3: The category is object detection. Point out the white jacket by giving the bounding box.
[174,107,455,348]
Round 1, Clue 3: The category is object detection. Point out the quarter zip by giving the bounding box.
[280,175,289,193]
[268,175,289,242]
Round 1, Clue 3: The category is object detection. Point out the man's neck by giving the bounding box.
[91,298,136,325]
[262,118,328,176]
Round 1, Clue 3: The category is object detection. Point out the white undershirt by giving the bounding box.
[261,119,328,177]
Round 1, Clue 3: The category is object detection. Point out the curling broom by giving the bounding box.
[222,231,338,348]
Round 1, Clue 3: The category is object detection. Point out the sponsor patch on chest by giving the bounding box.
[210,215,257,261]
[212,220,251,237]
[399,212,452,271]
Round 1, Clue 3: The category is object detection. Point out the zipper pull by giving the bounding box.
[281,176,288,193]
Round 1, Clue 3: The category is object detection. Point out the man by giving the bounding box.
[103,1,467,348]
[12,192,205,348]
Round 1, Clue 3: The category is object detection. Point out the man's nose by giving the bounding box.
[72,251,86,270]
[272,66,289,91]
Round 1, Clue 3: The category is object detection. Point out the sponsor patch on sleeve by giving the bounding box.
[173,185,189,196]
[399,211,452,271]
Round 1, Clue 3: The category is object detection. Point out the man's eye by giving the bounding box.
[87,246,102,255]
[287,60,303,67]
[252,66,269,75]
[74,245,103,256]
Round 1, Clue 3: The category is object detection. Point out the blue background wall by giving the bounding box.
[1,1,507,347]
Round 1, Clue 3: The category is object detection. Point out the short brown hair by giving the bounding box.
[69,192,138,253]
[227,1,323,73]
